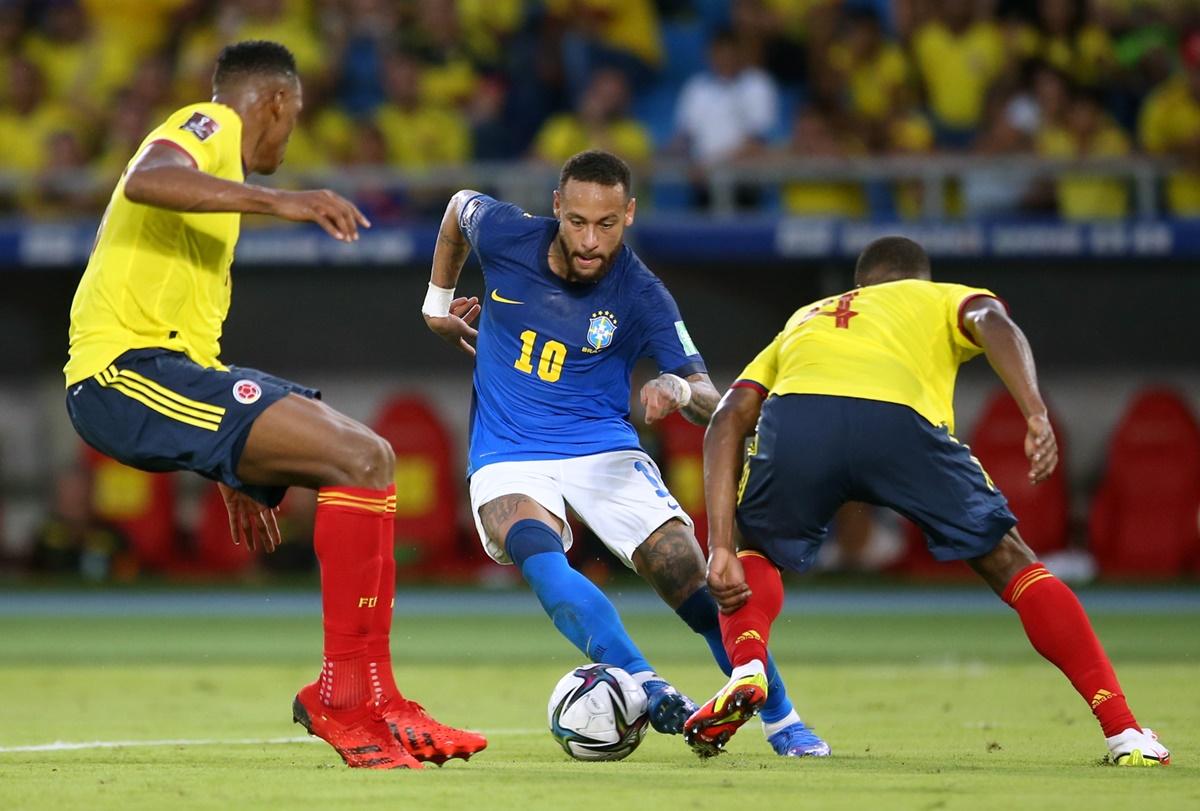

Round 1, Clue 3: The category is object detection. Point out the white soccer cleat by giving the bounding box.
[1106,727,1170,766]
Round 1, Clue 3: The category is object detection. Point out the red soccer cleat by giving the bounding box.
[379,696,488,765]
[293,683,423,770]
[683,670,769,759]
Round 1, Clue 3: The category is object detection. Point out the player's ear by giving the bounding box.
[625,196,636,226]
[552,189,561,218]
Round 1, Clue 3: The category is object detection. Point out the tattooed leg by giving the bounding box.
[478,494,564,550]
[632,518,708,609]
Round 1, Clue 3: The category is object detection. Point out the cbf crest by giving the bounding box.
[585,310,618,353]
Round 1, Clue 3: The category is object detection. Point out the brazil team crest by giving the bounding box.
[585,310,618,352]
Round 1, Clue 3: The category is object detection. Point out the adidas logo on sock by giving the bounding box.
[1091,689,1115,708]
[734,630,763,645]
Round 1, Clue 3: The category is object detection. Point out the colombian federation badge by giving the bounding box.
[586,310,618,351]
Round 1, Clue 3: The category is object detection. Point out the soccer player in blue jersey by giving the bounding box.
[421,150,829,756]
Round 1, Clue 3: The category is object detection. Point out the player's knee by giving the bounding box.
[506,519,565,567]
[336,428,394,490]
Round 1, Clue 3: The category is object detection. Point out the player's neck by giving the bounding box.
[546,234,571,281]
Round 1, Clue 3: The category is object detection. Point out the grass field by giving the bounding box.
[0,589,1196,810]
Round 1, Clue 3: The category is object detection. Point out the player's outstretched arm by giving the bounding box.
[641,372,720,425]
[123,144,370,242]
[423,190,483,355]
[702,386,763,612]
[962,297,1059,484]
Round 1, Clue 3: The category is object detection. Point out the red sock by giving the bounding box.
[367,484,402,703]
[1003,563,1139,737]
[719,551,785,668]
[314,486,388,711]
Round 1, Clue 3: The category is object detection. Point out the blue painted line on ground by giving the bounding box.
[0,587,1196,618]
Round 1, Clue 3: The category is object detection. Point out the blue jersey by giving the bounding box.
[460,194,706,474]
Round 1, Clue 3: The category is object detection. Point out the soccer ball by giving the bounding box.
[547,664,649,761]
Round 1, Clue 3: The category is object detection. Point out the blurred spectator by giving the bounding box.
[344,119,408,223]
[373,50,471,168]
[78,0,189,65]
[1037,88,1131,220]
[730,0,808,88]
[546,0,663,104]
[781,66,868,217]
[0,57,76,173]
[827,5,913,124]
[671,30,779,167]
[30,468,130,582]
[911,0,1008,147]
[25,128,105,216]
[0,0,25,107]
[955,66,1060,218]
[23,0,134,111]
[671,30,780,209]
[404,0,481,109]
[218,0,325,82]
[94,88,151,184]
[883,93,936,219]
[458,0,526,69]
[334,0,399,115]
[467,74,515,160]
[1139,30,1200,217]
[1036,0,1117,87]
[531,67,651,166]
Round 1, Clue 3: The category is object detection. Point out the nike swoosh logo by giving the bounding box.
[491,290,524,305]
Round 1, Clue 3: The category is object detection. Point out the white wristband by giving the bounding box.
[661,373,692,408]
[421,282,455,317]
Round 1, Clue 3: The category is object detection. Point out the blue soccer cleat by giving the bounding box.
[642,679,699,735]
[767,721,832,758]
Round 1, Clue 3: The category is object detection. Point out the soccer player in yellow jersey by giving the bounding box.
[684,237,1171,768]
[64,41,485,770]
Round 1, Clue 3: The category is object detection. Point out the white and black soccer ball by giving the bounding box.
[547,664,649,761]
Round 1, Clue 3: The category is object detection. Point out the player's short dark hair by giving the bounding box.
[854,236,931,286]
[213,40,297,90]
[559,150,632,197]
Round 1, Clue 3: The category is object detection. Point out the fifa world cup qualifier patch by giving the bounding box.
[675,321,699,356]
[180,111,220,141]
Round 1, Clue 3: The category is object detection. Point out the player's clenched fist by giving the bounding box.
[424,296,481,356]
[640,373,691,423]
[1025,413,1058,484]
[270,188,371,242]
[707,547,751,613]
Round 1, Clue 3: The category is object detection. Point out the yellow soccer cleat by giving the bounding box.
[1107,727,1171,766]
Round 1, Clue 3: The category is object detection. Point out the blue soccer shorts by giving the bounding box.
[735,394,1017,573]
[66,348,319,508]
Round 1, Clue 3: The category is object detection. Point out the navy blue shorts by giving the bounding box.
[66,349,319,508]
[736,394,1016,573]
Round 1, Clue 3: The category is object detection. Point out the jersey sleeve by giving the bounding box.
[946,284,1007,350]
[637,277,706,377]
[145,104,240,176]
[458,193,531,260]
[733,332,782,397]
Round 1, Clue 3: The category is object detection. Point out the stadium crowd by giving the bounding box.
[3,1,1200,219]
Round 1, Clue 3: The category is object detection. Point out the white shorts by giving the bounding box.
[468,449,693,569]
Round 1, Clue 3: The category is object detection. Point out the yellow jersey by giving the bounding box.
[65,102,244,386]
[735,280,1000,432]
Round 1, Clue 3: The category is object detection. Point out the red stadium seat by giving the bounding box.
[969,391,1070,556]
[655,411,708,552]
[1089,388,1200,579]
[371,394,467,578]
[81,445,179,572]
[892,393,1069,578]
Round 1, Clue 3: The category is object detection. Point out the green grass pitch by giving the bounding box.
[0,593,1196,810]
